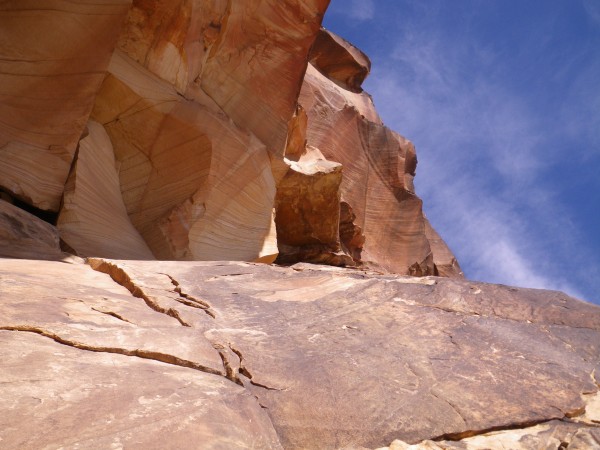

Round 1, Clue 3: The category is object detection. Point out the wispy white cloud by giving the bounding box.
[363,17,597,302]
[560,57,600,157]
[328,0,375,22]
[583,0,600,25]
[349,0,375,21]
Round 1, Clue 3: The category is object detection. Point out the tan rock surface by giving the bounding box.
[0,0,131,211]
[194,0,330,154]
[300,64,432,274]
[92,50,276,261]
[0,258,282,448]
[3,259,595,449]
[424,217,464,277]
[0,199,63,260]
[0,0,462,274]
[1,3,597,450]
[339,200,366,261]
[57,120,154,260]
[0,331,282,450]
[0,259,222,372]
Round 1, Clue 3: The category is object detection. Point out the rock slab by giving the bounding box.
[1,258,598,449]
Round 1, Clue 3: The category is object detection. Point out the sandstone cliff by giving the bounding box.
[0,0,460,276]
[1,2,599,450]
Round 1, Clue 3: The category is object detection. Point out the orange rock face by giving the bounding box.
[309,28,371,92]
[300,32,463,276]
[91,50,276,261]
[80,0,329,261]
[0,0,460,277]
[0,0,131,211]
[275,147,353,266]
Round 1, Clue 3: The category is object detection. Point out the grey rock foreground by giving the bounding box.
[1,258,599,449]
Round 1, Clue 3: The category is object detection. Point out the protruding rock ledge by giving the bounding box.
[0,199,63,261]
[309,28,372,92]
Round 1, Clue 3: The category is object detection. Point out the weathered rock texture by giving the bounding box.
[1,258,598,449]
[0,199,63,260]
[1,3,598,450]
[300,34,462,276]
[309,28,371,92]
[274,146,353,266]
[0,0,461,274]
[0,0,132,212]
[57,120,154,260]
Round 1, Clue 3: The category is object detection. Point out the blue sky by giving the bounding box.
[323,0,600,304]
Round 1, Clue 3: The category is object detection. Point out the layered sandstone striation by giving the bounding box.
[300,32,462,276]
[88,0,330,261]
[0,0,132,212]
[1,258,598,448]
[0,0,461,274]
[57,120,154,260]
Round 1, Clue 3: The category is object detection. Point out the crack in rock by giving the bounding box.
[395,417,600,449]
[0,325,224,378]
[431,414,595,442]
[211,342,243,386]
[430,390,467,427]
[161,273,216,319]
[229,344,285,392]
[87,259,191,327]
[90,308,132,324]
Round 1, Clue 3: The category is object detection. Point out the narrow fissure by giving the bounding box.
[431,414,599,443]
[162,273,216,319]
[0,188,58,225]
[90,308,132,324]
[430,390,467,427]
[229,343,284,392]
[87,259,191,327]
[212,343,242,386]
[0,325,223,378]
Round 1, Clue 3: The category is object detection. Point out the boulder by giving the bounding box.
[274,146,352,266]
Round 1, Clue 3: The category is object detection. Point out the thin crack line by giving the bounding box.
[431,416,579,442]
[0,326,224,378]
[228,343,286,392]
[90,308,133,324]
[429,390,467,427]
[399,300,600,331]
[86,259,190,327]
[161,273,216,319]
